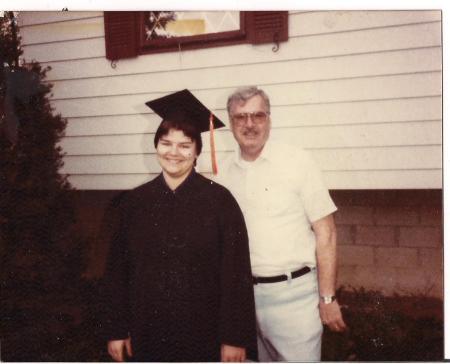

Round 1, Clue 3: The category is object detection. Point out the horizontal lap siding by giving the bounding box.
[60,121,442,154]
[17,12,103,27]
[66,170,442,190]
[49,72,442,118]
[19,16,104,44]
[61,145,441,174]
[49,48,442,100]
[22,21,442,71]
[18,10,442,190]
[64,97,442,136]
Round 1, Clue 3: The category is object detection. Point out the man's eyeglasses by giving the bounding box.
[231,111,270,126]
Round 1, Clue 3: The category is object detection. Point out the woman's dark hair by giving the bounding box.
[154,118,202,155]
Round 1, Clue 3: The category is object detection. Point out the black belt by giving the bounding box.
[252,266,311,285]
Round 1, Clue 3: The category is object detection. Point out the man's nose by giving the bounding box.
[244,115,255,127]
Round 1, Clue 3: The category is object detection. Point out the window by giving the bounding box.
[104,11,288,61]
[141,11,244,52]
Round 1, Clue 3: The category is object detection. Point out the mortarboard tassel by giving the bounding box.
[209,113,218,175]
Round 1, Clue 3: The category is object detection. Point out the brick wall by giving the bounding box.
[332,190,443,298]
[75,189,443,298]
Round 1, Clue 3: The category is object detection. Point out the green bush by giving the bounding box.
[0,12,93,361]
[1,279,110,362]
[322,287,443,361]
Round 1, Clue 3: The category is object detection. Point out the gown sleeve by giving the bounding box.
[100,191,132,341]
[217,188,257,359]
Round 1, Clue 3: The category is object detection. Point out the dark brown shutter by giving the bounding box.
[246,11,288,45]
[104,11,139,60]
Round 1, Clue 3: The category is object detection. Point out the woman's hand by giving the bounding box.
[107,338,133,362]
[221,344,246,362]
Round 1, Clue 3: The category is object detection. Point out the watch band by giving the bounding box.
[320,295,336,304]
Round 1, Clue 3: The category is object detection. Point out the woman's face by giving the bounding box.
[156,129,198,180]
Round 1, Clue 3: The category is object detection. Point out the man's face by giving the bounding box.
[229,94,271,161]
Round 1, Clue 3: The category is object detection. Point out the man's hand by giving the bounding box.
[107,338,133,362]
[221,344,246,362]
[319,300,347,332]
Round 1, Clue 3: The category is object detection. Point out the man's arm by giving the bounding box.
[312,214,347,332]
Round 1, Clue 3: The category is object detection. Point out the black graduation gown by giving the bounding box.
[101,171,257,362]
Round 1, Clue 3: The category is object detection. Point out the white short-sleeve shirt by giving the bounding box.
[214,140,337,276]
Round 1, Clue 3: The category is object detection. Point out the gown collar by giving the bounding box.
[157,168,198,196]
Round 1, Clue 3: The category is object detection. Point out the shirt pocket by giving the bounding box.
[255,184,298,217]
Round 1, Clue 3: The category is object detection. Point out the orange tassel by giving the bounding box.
[209,113,218,175]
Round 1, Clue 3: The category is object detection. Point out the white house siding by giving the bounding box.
[18,10,442,190]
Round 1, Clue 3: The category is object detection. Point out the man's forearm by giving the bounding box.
[313,214,347,332]
[313,214,338,296]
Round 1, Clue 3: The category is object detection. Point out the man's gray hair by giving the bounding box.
[226,86,271,115]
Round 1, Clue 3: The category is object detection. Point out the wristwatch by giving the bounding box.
[320,295,336,304]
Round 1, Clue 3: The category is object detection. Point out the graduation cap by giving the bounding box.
[145,89,225,174]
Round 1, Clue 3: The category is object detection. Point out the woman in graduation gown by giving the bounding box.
[101,90,257,362]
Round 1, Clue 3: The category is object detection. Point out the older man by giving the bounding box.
[215,86,346,361]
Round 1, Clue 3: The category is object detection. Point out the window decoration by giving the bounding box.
[104,11,288,61]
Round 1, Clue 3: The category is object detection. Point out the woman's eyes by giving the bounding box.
[160,141,192,148]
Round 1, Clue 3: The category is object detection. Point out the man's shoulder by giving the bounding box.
[195,172,240,209]
[267,140,315,166]
[195,172,232,194]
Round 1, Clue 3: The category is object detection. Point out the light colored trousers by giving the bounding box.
[254,268,323,362]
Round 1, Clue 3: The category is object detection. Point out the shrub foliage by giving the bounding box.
[0,11,91,361]
[322,287,443,361]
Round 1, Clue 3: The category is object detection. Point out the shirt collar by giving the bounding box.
[233,140,274,168]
